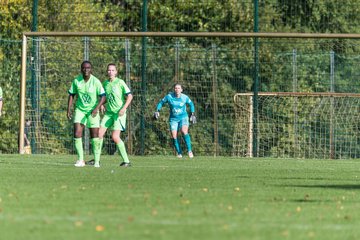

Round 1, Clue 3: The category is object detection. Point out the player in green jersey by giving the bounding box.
[0,86,3,117]
[67,61,106,167]
[94,63,133,168]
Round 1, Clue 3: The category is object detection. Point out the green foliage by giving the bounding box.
[0,0,31,39]
[274,0,360,33]
[1,1,360,156]
[149,1,249,32]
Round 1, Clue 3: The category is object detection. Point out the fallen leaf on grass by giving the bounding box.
[74,221,83,227]
[181,199,190,205]
[96,225,105,232]
[152,209,158,216]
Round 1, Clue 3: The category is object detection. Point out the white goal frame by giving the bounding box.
[234,92,360,158]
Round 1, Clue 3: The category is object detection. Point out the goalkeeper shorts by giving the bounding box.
[169,117,189,131]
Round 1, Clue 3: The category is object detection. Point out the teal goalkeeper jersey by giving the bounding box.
[68,74,105,112]
[156,93,195,120]
[103,77,131,114]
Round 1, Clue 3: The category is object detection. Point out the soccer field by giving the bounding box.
[1,155,360,240]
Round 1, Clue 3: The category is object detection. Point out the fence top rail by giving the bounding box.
[23,32,360,39]
[235,92,360,99]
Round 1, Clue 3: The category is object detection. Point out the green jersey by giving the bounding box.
[103,77,131,114]
[68,74,105,112]
[0,87,2,100]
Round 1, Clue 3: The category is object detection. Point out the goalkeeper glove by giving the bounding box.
[189,113,196,124]
[153,111,160,120]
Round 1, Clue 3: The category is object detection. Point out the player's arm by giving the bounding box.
[188,99,195,113]
[67,93,75,120]
[24,132,30,146]
[156,95,169,112]
[91,82,106,117]
[67,81,77,120]
[100,104,106,114]
[92,93,106,117]
[119,93,133,116]
[100,86,107,113]
[154,95,168,119]
[187,97,196,124]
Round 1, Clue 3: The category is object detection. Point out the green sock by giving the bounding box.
[116,140,129,163]
[74,138,83,161]
[173,138,182,155]
[183,134,192,152]
[91,138,101,164]
[99,138,103,152]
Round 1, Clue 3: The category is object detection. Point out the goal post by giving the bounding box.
[233,92,360,159]
[19,34,27,153]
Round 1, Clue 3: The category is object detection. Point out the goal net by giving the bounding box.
[15,32,360,157]
[233,92,360,159]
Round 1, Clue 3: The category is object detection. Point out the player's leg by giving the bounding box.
[113,114,131,167]
[73,109,87,167]
[170,119,182,157]
[89,113,113,167]
[112,130,130,166]
[89,113,101,167]
[74,123,85,166]
[98,126,106,154]
[180,118,193,158]
[87,125,106,166]
[89,128,101,168]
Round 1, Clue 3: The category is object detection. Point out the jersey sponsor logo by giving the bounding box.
[173,108,182,115]
[108,93,115,104]
[82,94,92,104]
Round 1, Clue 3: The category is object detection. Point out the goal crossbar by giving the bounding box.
[23,31,360,38]
[234,92,360,102]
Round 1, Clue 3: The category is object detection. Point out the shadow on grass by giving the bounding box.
[271,196,335,203]
[279,177,335,181]
[284,184,360,190]
[290,199,326,203]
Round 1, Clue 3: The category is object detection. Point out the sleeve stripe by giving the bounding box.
[68,90,76,96]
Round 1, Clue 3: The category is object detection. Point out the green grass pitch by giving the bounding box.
[1,154,360,240]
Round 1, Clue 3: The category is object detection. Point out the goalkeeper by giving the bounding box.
[67,61,106,167]
[154,83,196,158]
